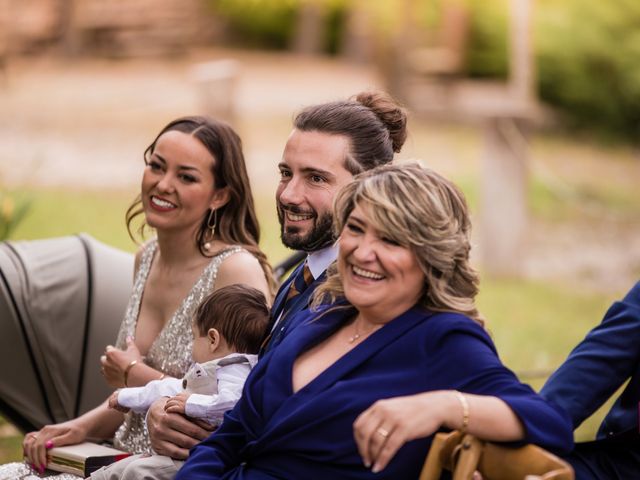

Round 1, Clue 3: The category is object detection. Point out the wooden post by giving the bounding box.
[340,0,373,63]
[381,0,418,102]
[190,59,240,126]
[480,117,528,276]
[479,0,533,276]
[0,0,10,85]
[58,0,81,56]
[291,0,326,55]
[510,0,535,104]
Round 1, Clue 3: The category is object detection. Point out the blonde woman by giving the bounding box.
[176,163,572,480]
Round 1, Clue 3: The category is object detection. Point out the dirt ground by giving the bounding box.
[0,47,639,294]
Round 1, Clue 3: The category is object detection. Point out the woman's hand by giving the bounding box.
[23,419,89,474]
[164,392,190,416]
[100,336,143,388]
[353,391,453,473]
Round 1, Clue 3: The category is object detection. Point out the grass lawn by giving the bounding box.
[477,278,621,442]
[0,428,21,466]
[0,183,630,462]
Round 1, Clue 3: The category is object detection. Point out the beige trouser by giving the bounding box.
[89,453,184,480]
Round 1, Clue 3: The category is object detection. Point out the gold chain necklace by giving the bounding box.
[347,320,382,344]
[347,331,361,343]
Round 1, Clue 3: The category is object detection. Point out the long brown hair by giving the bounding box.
[126,116,276,294]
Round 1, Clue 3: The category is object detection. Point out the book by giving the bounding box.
[46,442,132,477]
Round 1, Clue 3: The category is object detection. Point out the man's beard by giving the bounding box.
[277,204,335,252]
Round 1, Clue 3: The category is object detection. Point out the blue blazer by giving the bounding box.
[541,281,640,440]
[177,305,573,480]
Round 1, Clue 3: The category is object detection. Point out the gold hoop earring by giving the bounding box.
[203,209,217,252]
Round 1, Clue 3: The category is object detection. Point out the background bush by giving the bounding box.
[534,0,640,139]
[209,0,298,49]
[207,0,640,140]
[208,0,347,53]
[464,0,640,140]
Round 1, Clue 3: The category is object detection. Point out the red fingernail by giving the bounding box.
[45,440,54,449]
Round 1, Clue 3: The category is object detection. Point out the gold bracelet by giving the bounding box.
[123,360,138,387]
[454,391,470,433]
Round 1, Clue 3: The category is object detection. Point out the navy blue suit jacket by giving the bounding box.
[261,261,326,354]
[541,281,640,440]
[177,306,572,480]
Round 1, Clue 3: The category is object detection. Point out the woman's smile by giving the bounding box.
[350,264,385,281]
[149,195,177,212]
[338,204,425,323]
[141,130,218,231]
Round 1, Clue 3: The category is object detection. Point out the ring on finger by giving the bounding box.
[376,427,390,438]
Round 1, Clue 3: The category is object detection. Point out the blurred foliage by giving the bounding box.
[534,0,640,139]
[466,0,509,79]
[0,189,31,241]
[423,0,640,139]
[208,0,298,49]
[432,0,640,139]
[207,0,348,52]
[207,0,640,139]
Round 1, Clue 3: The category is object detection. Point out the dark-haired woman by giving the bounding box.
[1,116,274,479]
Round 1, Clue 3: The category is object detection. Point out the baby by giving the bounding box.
[92,284,270,480]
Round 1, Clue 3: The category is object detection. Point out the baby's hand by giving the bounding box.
[108,390,130,413]
[164,392,191,415]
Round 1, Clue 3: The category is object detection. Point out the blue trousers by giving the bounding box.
[563,435,640,479]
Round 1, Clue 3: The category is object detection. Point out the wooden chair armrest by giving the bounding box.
[419,430,574,480]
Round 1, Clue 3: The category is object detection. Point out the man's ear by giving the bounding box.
[207,328,221,353]
[209,187,230,211]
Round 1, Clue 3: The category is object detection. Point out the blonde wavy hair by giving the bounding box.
[313,162,483,325]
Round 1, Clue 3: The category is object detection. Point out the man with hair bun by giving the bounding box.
[146,91,409,459]
[263,90,409,353]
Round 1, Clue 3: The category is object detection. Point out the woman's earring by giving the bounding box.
[203,209,217,252]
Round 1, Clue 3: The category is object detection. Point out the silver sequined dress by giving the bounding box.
[113,240,245,454]
[0,240,245,479]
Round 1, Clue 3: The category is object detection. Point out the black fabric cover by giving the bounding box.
[0,234,133,432]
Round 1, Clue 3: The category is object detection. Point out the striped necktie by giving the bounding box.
[261,261,314,354]
[282,261,314,314]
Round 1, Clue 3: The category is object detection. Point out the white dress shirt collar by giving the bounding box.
[306,242,338,280]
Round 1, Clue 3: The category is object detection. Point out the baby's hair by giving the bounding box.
[194,284,270,354]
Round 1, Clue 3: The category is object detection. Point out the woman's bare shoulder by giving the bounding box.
[215,249,271,299]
